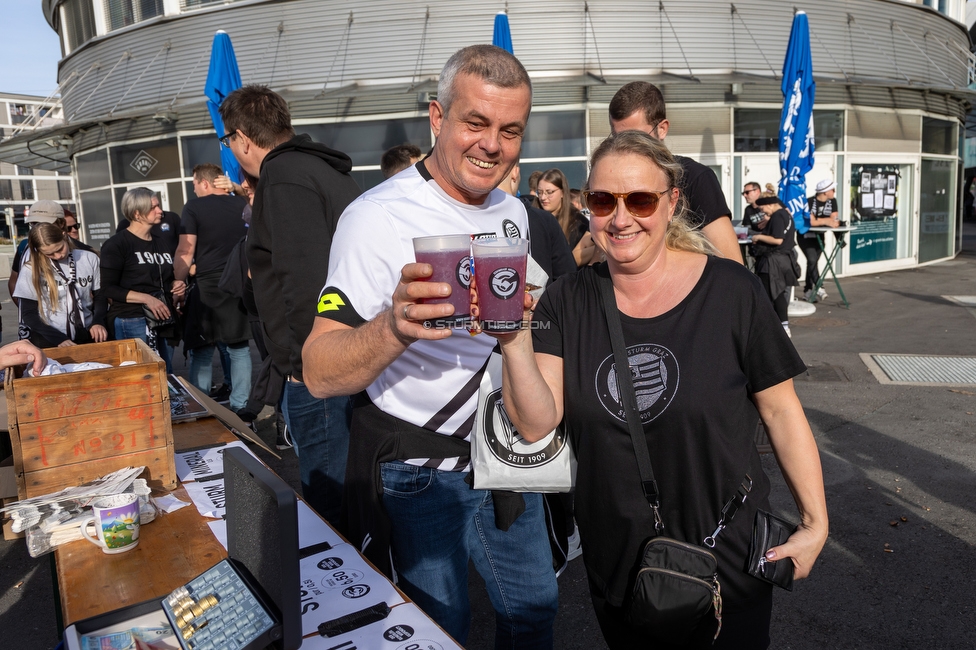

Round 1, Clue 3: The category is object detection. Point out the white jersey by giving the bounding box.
[14,248,100,337]
[321,162,529,470]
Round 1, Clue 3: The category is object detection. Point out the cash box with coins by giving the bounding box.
[62,447,301,650]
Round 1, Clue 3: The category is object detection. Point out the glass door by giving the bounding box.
[918,158,956,263]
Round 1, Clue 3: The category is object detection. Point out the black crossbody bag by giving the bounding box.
[599,274,756,644]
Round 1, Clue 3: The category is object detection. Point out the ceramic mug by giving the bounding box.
[80,493,141,554]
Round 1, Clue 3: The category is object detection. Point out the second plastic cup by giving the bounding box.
[471,238,529,332]
[413,234,472,325]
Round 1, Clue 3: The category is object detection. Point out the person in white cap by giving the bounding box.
[802,179,840,302]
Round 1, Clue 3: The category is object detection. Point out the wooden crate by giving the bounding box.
[4,338,176,499]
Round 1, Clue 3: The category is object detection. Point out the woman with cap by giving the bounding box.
[13,222,106,348]
[751,196,800,337]
[802,180,840,302]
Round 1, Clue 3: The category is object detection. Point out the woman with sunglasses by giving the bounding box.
[13,222,107,348]
[62,209,96,254]
[489,131,827,648]
[537,168,599,266]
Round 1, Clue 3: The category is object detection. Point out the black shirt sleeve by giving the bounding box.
[19,298,69,345]
[98,237,130,303]
[679,157,732,228]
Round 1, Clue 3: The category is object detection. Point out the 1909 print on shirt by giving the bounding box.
[100,229,176,319]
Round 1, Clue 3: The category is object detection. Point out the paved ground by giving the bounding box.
[3,227,976,648]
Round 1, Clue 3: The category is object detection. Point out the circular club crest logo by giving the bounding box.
[483,389,568,468]
[502,219,521,239]
[317,557,343,571]
[489,268,520,300]
[595,344,678,423]
[456,255,471,288]
[383,625,415,642]
[341,584,370,599]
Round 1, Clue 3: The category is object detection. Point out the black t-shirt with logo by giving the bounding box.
[180,194,247,276]
[100,230,176,320]
[531,258,806,610]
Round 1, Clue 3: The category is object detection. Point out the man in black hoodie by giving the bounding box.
[219,86,361,525]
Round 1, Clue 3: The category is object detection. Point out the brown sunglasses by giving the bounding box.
[583,189,671,218]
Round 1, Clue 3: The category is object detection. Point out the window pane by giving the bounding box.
[181,135,222,176]
[109,139,180,184]
[180,0,229,10]
[734,109,779,152]
[8,104,32,125]
[19,180,34,201]
[303,118,431,168]
[737,109,844,153]
[0,180,12,200]
[58,180,74,201]
[35,180,58,200]
[922,117,956,156]
[80,190,116,249]
[63,0,97,51]
[17,165,33,176]
[815,111,844,152]
[105,0,164,31]
[522,111,587,159]
[76,150,111,190]
[348,169,388,193]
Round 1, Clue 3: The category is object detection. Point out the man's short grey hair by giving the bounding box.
[120,187,156,222]
[437,44,532,115]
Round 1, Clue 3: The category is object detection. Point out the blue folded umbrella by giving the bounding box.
[778,11,816,234]
[205,30,243,184]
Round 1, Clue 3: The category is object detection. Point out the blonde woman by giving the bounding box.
[13,222,106,348]
[494,131,827,648]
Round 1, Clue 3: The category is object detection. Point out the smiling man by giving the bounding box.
[302,45,558,648]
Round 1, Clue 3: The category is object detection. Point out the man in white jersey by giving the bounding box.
[302,45,558,648]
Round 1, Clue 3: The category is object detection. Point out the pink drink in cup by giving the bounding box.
[471,238,529,331]
[413,234,472,325]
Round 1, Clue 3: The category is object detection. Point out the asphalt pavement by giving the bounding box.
[3,226,976,649]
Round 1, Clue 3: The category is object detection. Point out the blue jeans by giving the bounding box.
[381,461,558,648]
[114,317,172,373]
[189,342,252,411]
[280,380,351,526]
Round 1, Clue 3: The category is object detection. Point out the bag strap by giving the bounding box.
[597,271,753,544]
[598,272,665,534]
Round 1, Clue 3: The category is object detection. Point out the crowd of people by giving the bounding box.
[2,45,830,649]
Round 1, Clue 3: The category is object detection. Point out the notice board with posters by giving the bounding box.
[850,165,900,264]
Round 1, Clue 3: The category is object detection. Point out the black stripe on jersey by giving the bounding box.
[424,353,492,431]
[451,409,477,439]
[315,286,366,327]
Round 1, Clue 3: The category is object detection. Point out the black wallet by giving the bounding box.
[746,510,797,591]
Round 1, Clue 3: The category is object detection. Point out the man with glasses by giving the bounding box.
[741,182,765,229]
[609,81,742,263]
[219,85,361,526]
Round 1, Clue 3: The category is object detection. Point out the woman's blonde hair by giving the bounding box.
[27,222,73,319]
[538,168,577,243]
[587,131,715,256]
